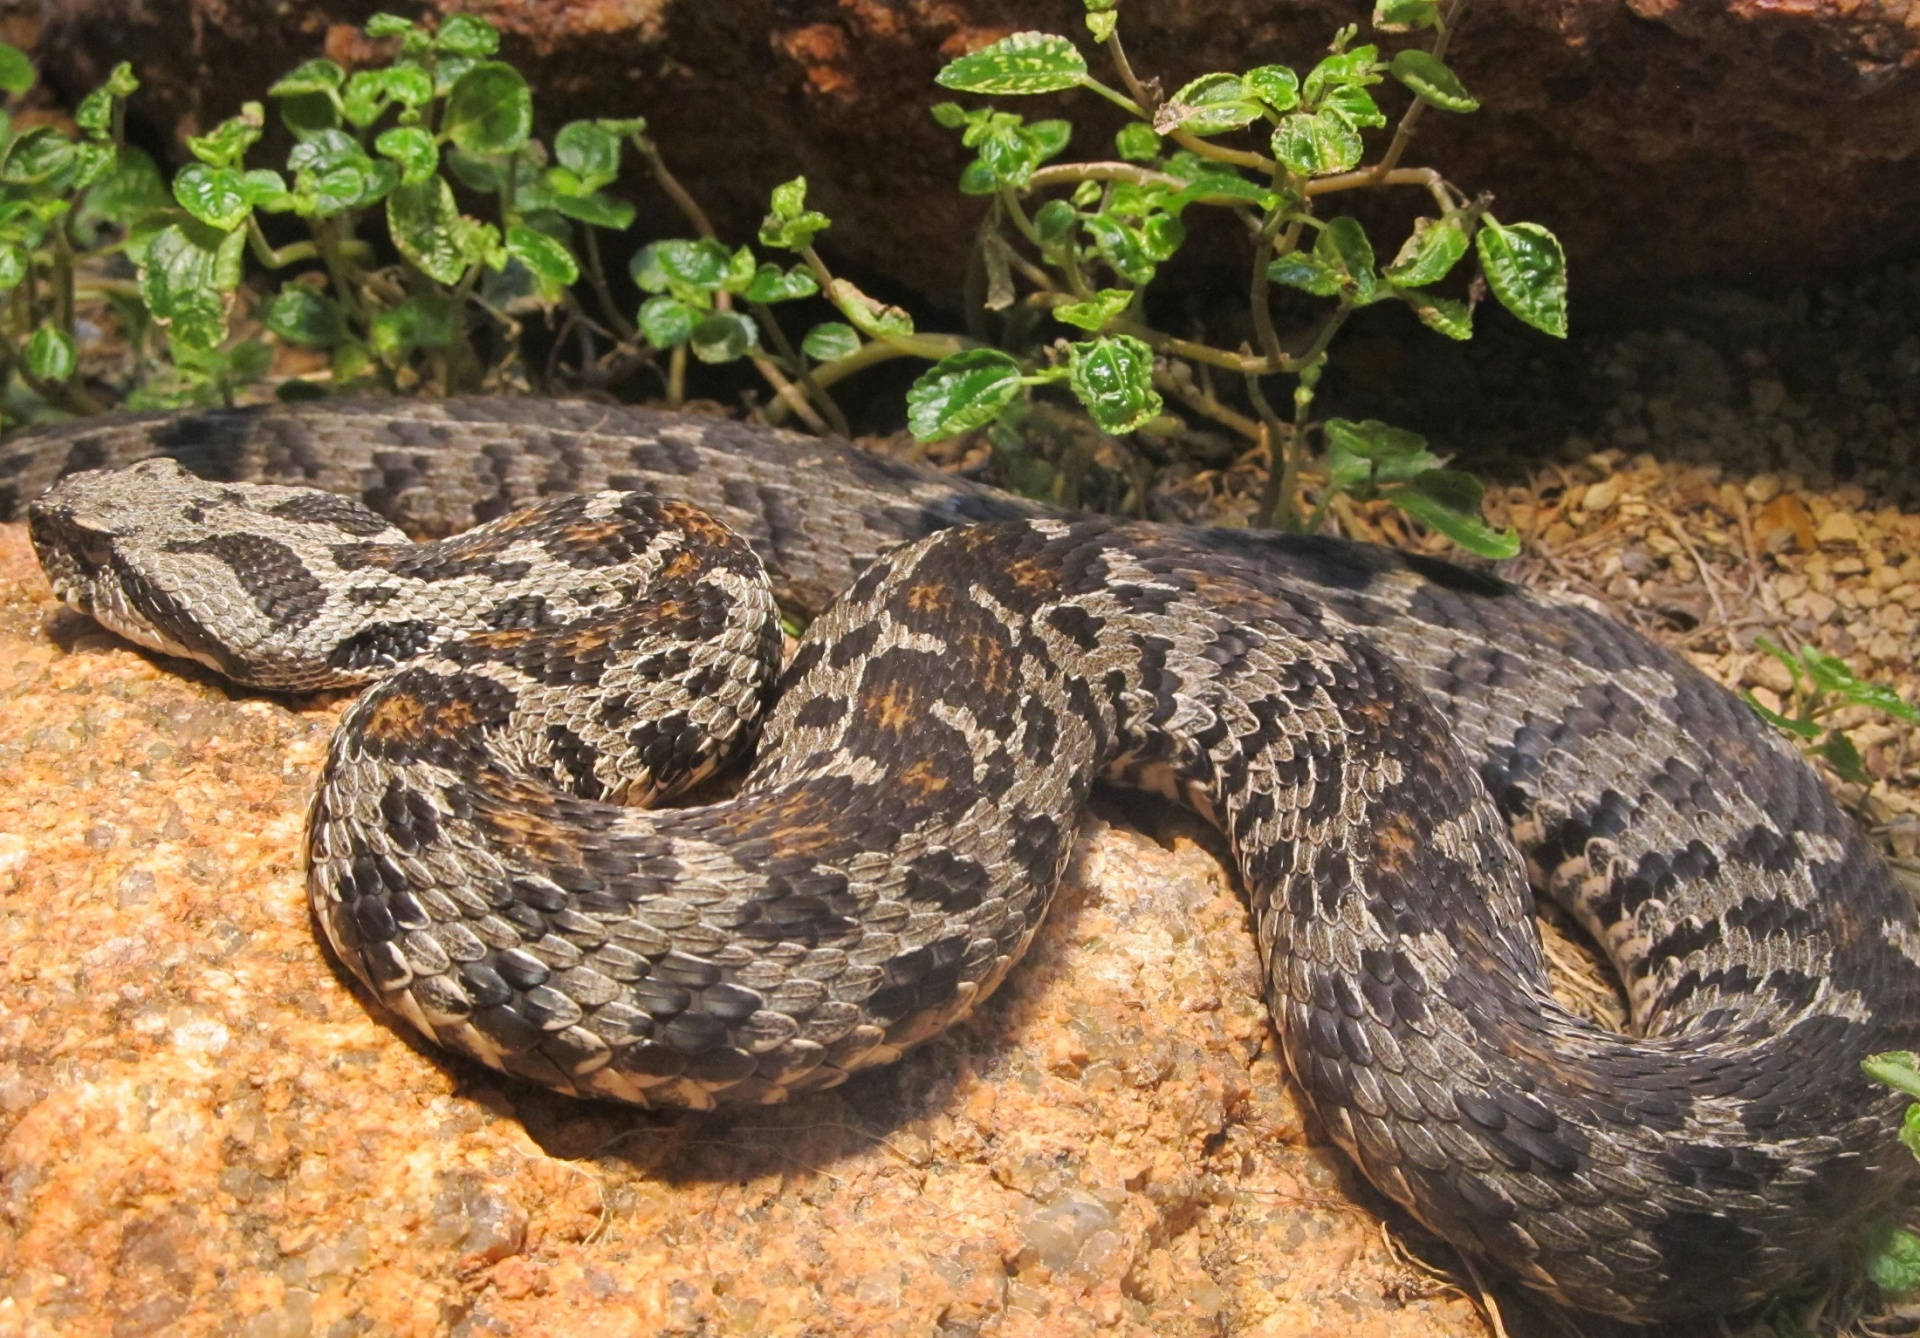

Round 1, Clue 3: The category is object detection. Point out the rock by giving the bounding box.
[27,1,1920,308]
[0,523,1488,1337]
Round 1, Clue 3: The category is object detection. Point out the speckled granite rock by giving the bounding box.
[0,523,1487,1337]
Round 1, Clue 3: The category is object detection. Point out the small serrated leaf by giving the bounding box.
[1067,334,1162,433]
[908,348,1025,439]
[441,61,531,155]
[1385,216,1468,287]
[935,32,1088,95]
[0,44,34,96]
[800,321,859,361]
[24,324,76,381]
[1476,219,1568,338]
[1271,107,1362,176]
[1390,48,1479,113]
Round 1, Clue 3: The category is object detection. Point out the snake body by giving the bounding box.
[7,396,1920,1321]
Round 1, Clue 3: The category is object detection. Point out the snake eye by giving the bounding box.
[73,525,116,570]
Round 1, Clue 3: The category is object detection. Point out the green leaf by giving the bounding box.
[77,146,169,227]
[1323,417,1439,493]
[1476,219,1568,337]
[1783,644,1920,720]
[1743,691,1822,740]
[0,45,34,96]
[1084,9,1117,43]
[287,129,397,212]
[1867,1225,1920,1298]
[504,224,579,286]
[1053,287,1132,331]
[1114,122,1160,162]
[1818,729,1869,785]
[1067,334,1161,433]
[263,284,348,347]
[744,262,819,303]
[1156,73,1264,136]
[1399,289,1473,340]
[0,243,26,290]
[140,220,246,351]
[24,324,76,382]
[74,89,112,139]
[185,105,265,168]
[386,177,469,284]
[935,32,1088,95]
[1373,0,1441,30]
[1244,65,1301,113]
[368,294,458,359]
[648,237,733,292]
[951,111,1073,193]
[759,176,831,250]
[907,348,1025,440]
[172,163,254,231]
[554,120,621,190]
[637,294,698,348]
[435,13,501,56]
[1267,251,1342,297]
[1303,45,1381,104]
[73,66,135,141]
[1323,82,1386,129]
[270,58,346,97]
[277,92,341,141]
[1318,217,1377,298]
[548,189,634,229]
[364,13,416,40]
[1866,1051,1920,1101]
[1390,49,1479,112]
[1033,199,1078,247]
[343,65,432,126]
[1385,215,1469,286]
[1389,469,1520,558]
[1271,108,1362,176]
[688,310,759,364]
[374,126,439,185]
[442,61,531,155]
[1,128,76,186]
[800,321,859,361]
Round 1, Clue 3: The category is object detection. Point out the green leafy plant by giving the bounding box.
[1857,1052,1920,1300]
[146,11,656,398]
[898,0,1561,551]
[1744,636,1920,788]
[5,1,1561,558]
[0,51,167,419]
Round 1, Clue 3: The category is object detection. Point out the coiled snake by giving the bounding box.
[6,396,1920,1322]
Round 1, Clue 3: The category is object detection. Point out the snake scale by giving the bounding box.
[6,396,1920,1322]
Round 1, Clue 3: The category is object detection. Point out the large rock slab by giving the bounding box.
[0,521,1490,1337]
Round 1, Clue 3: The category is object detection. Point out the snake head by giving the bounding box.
[27,457,261,674]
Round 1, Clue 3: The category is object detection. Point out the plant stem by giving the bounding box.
[750,301,844,435]
[579,225,637,342]
[1306,163,1456,215]
[1248,373,1296,528]
[1373,0,1471,178]
[1153,364,1262,441]
[634,133,718,239]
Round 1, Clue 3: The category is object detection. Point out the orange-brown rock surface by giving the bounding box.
[0,518,1491,1336]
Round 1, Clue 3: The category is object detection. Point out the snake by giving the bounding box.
[6,395,1920,1323]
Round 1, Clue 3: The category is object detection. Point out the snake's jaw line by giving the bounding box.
[10,396,1920,1322]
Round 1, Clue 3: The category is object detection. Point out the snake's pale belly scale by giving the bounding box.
[9,397,1920,1321]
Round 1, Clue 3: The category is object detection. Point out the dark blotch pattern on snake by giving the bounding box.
[9,396,1920,1322]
